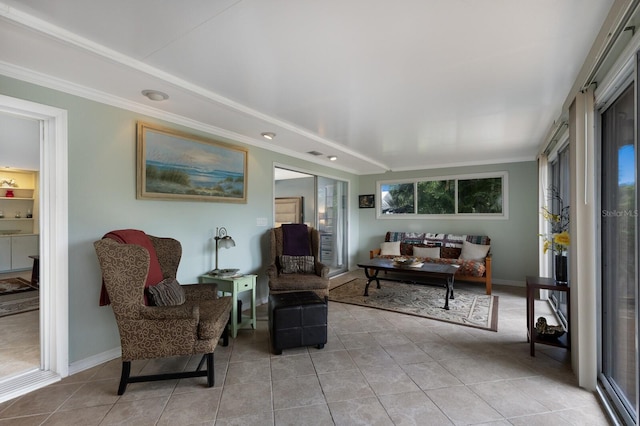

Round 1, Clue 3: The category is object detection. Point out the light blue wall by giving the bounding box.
[357,162,539,284]
[1,75,360,364]
[2,74,535,367]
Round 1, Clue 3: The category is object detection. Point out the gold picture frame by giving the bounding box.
[137,122,247,203]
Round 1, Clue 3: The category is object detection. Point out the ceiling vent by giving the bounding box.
[307,151,323,156]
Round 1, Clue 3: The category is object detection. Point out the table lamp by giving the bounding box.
[210,227,237,276]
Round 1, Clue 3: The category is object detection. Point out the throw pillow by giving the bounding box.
[280,255,315,274]
[459,241,491,261]
[146,278,186,306]
[413,246,440,258]
[380,241,401,256]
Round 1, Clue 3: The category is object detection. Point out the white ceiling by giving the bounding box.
[0,1,614,174]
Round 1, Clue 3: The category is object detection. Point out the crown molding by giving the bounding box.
[0,4,388,173]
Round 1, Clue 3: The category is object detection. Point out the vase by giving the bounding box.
[554,254,568,285]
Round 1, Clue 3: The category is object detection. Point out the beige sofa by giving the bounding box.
[370,231,492,294]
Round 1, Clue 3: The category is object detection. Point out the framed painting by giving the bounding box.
[136,122,247,203]
[359,194,375,208]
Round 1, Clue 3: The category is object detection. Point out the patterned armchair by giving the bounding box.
[94,235,232,395]
[266,225,330,299]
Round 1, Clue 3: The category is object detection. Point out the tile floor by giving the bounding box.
[0,272,612,425]
[0,271,40,377]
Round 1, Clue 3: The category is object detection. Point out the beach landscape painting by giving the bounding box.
[137,122,247,202]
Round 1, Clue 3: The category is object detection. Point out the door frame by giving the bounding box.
[0,95,68,402]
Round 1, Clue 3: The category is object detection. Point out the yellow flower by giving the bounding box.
[543,239,551,254]
[553,231,570,248]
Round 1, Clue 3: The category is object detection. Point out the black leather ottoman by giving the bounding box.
[268,291,327,355]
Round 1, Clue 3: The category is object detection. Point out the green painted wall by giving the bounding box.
[1,75,360,364]
[357,162,539,284]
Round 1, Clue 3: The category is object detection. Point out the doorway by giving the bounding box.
[0,95,68,402]
[274,166,348,276]
[0,113,40,379]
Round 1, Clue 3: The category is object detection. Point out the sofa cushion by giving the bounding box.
[268,273,329,292]
[280,255,315,274]
[460,241,491,261]
[441,247,462,259]
[380,241,401,256]
[197,297,233,340]
[146,278,186,307]
[376,254,487,277]
[413,246,440,258]
[428,258,487,277]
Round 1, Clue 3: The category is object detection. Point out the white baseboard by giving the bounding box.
[68,347,121,376]
[492,278,525,287]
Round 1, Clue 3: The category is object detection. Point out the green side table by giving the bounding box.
[198,273,257,338]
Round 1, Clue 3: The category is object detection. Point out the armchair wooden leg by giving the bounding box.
[118,361,131,395]
[222,315,230,347]
[206,353,214,387]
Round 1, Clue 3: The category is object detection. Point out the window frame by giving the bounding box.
[376,171,509,220]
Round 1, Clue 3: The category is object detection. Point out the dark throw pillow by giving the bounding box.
[279,255,315,274]
[146,278,186,306]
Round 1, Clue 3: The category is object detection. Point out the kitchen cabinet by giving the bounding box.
[0,234,38,272]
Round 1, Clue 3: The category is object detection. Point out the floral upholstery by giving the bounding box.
[94,235,232,394]
[266,226,330,299]
[371,231,493,294]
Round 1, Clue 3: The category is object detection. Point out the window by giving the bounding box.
[380,182,415,214]
[417,180,455,214]
[377,172,507,219]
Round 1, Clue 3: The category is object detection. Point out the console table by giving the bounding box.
[198,273,257,338]
[526,276,570,356]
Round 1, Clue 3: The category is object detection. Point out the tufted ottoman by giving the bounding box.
[268,291,327,355]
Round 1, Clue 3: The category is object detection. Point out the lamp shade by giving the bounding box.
[219,236,235,249]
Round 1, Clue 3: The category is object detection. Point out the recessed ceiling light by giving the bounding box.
[328,155,337,161]
[261,132,276,140]
[141,90,169,101]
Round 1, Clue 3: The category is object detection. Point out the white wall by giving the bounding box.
[0,113,39,170]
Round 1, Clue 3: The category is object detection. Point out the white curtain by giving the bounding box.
[538,153,550,278]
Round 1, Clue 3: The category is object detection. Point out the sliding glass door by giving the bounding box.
[317,176,348,275]
[600,82,638,424]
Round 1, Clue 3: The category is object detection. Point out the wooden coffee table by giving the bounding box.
[357,258,459,310]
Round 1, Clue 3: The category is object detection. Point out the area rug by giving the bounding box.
[0,277,37,296]
[0,293,39,318]
[329,278,498,331]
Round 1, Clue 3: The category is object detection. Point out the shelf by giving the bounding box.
[526,276,571,356]
[0,218,33,221]
[0,197,34,201]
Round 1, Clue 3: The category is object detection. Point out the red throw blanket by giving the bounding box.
[99,229,164,306]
